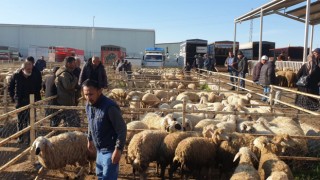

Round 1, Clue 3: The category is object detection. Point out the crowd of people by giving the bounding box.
[9,55,126,179]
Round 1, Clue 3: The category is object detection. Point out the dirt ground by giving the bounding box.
[0,66,320,179]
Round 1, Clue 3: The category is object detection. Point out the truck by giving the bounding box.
[179,39,208,67]
[214,41,239,65]
[0,46,22,61]
[101,45,126,65]
[269,46,307,61]
[48,46,85,62]
[142,47,166,68]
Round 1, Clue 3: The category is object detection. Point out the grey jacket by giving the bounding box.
[55,67,78,106]
[259,61,276,86]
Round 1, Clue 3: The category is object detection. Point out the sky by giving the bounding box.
[1,0,319,48]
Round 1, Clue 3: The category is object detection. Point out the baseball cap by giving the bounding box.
[261,55,268,60]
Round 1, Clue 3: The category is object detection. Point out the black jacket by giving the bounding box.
[252,62,264,82]
[237,57,248,74]
[79,62,108,88]
[9,69,42,107]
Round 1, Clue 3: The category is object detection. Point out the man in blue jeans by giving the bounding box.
[224,51,238,90]
[83,79,127,180]
[258,55,276,102]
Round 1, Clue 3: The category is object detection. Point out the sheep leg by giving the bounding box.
[159,163,166,180]
[75,167,85,179]
[58,169,69,179]
[34,166,44,180]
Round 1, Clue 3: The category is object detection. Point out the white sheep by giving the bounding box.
[253,136,294,180]
[227,93,252,107]
[127,130,168,180]
[230,147,260,180]
[30,131,95,178]
[110,88,127,106]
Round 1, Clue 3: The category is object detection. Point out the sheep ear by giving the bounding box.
[233,152,240,162]
[250,151,259,162]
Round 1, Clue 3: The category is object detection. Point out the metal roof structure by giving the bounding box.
[233,0,319,62]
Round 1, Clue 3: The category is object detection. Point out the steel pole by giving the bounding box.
[303,0,311,63]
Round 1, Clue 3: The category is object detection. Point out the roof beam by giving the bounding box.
[273,11,306,23]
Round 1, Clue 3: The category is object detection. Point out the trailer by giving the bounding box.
[180,39,208,67]
[214,41,239,65]
[101,45,126,65]
[269,46,307,61]
[239,41,275,60]
[48,46,84,62]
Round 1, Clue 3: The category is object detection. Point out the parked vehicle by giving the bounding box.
[180,39,208,67]
[239,41,275,60]
[101,45,126,65]
[0,46,22,61]
[214,41,239,65]
[142,47,166,68]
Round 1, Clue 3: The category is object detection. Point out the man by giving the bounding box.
[34,56,47,72]
[224,51,238,90]
[83,79,126,180]
[236,51,248,90]
[79,56,108,88]
[9,61,41,144]
[73,57,82,105]
[54,56,80,127]
[252,55,268,84]
[26,56,42,99]
[203,54,211,71]
[259,55,276,102]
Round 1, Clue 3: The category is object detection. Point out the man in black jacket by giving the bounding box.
[9,61,42,144]
[236,51,248,90]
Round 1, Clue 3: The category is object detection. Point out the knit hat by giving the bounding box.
[313,48,320,54]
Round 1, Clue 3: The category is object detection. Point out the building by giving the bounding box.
[0,24,155,60]
[156,42,181,67]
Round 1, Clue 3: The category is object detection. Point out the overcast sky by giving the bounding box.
[1,0,319,48]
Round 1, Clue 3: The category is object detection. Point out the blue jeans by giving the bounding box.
[239,72,246,88]
[96,150,119,180]
[228,68,238,84]
[262,86,270,101]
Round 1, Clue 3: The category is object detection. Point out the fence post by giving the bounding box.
[182,98,186,131]
[218,73,221,94]
[3,79,8,113]
[30,94,36,163]
[269,86,275,111]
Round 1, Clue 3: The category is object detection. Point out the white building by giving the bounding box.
[0,24,155,59]
[156,42,181,67]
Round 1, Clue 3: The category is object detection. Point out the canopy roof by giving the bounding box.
[235,0,320,25]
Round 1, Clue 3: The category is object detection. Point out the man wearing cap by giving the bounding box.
[236,51,248,90]
[259,55,276,102]
[224,51,238,90]
[252,55,268,84]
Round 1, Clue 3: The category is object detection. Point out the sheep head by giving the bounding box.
[271,134,295,154]
[233,147,258,163]
[209,128,229,143]
[31,136,53,155]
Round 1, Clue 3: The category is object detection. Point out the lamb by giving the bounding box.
[30,131,95,178]
[172,128,229,179]
[158,131,202,179]
[176,91,200,102]
[253,136,294,180]
[127,130,168,180]
[230,147,260,180]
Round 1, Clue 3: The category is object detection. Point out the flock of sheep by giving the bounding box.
[0,65,314,179]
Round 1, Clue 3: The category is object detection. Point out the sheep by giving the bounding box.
[285,70,297,88]
[110,88,127,106]
[30,131,95,179]
[253,136,294,180]
[125,90,145,101]
[227,93,252,107]
[126,121,148,146]
[230,147,260,180]
[194,119,222,131]
[176,91,200,103]
[141,93,161,108]
[172,128,229,179]
[158,131,202,179]
[208,92,224,103]
[214,132,257,178]
[140,112,164,130]
[239,117,274,134]
[127,130,168,180]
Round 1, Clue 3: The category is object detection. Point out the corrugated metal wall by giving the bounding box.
[0,24,155,59]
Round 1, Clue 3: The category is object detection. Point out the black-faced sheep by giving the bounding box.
[230,147,260,180]
[30,131,95,178]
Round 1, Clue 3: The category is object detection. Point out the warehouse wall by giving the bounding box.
[0,24,155,59]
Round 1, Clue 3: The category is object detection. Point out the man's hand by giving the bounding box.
[111,148,122,164]
[87,140,95,154]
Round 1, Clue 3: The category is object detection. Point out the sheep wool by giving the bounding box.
[30,131,95,170]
